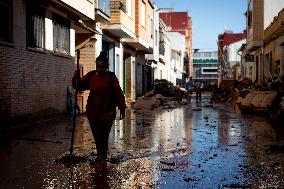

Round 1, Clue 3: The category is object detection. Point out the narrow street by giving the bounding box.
[0,94,284,189]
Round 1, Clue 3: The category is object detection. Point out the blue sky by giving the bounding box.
[153,0,247,51]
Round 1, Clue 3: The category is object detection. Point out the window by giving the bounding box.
[203,69,218,73]
[0,0,12,42]
[53,13,70,55]
[140,1,146,27]
[26,2,45,49]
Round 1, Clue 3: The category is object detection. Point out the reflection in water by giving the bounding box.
[2,97,284,188]
[110,107,193,158]
[90,161,110,189]
[107,107,194,188]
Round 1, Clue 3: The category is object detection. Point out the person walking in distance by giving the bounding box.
[72,51,127,162]
[186,76,195,100]
[195,80,202,101]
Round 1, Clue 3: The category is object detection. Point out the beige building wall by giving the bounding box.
[263,37,284,77]
[135,0,153,47]
[188,17,193,77]
[262,8,284,81]
[75,40,97,112]
[247,0,264,45]
[109,0,136,35]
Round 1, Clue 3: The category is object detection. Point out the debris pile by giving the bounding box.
[154,79,187,98]
[129,79,188,110]
[212,77,284,125]
[237,90,278,112]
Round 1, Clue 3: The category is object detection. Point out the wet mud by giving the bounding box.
[0,94,284,188]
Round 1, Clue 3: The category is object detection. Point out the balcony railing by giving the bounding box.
[97,0,111,16]
[159,42,165,55]
[110,0,126,13]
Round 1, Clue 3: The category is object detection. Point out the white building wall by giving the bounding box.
[153,7,160,62]
[95,33,103,58]
[227,39,246,63]
[264,0,284,29]
[61,0,95,19]
[115,43,123,83]
[145,5,159,63]
[167,32,185,85]
[165,37,172,81]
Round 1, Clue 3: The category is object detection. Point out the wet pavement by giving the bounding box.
[1,93,284,189]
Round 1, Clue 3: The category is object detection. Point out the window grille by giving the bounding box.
[53,13,70,55]
[26,3,45,49]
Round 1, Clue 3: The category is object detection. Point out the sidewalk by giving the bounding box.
[0,114,86,188]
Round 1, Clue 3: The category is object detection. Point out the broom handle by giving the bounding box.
[70,50,80,155]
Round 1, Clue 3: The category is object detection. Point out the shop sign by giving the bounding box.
[193,59,218,63]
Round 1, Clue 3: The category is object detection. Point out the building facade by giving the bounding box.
[0,0,189,125]
[167,31,185,86]
[145,4,160,92]
[218,31,246,81]
[155,19,171,81]
[159,11,192,84]
[0,0,96,124]
[224,39,246,81]
[102,0,137,101]
[241,0,284,84]
[192,51,218,89]
[263,8,284,82]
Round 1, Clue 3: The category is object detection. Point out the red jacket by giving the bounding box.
[73,71,126,122]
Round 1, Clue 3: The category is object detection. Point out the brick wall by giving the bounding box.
[0,44,75,126]
[76,40,97,112]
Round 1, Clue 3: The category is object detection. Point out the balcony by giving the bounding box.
[124,37,152,53]
[95,0,111,24]
[52,0,95,20]
[110,0,127,13]
[102,0,135,39]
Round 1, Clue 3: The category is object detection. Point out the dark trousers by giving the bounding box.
[90,120,113,158]
[196,91,201,100]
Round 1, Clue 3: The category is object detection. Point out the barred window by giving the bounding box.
[53,13,70,55]
[0,0,12,42]
[26,3,45,49]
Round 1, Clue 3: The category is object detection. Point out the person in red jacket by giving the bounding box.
[73,51,127,162]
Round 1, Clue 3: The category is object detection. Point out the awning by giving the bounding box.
[74,20,101,35]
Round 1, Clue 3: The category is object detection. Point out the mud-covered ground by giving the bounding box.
[0,94,284,189]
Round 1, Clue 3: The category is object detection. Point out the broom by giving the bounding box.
[55,50,85,165]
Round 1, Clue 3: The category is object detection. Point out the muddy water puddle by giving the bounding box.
[0,97,284,188]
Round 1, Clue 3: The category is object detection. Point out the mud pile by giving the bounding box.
[212,77,284,125]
